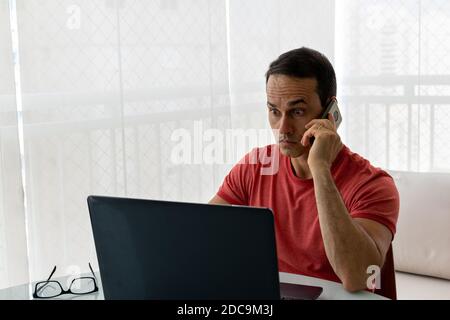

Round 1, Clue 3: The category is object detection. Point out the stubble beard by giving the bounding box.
[279,143,308,158]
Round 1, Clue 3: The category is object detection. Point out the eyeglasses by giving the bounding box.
[33,263,98,299]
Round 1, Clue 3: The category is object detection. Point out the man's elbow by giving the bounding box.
[341,274,368,293]
[340,256,385,293]
[342,280,366,293]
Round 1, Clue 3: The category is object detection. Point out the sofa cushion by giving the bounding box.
[396,271,450,300]
[389,171,450,280]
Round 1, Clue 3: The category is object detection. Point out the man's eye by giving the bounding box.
[292,109,304,116]
[269,108,280,115]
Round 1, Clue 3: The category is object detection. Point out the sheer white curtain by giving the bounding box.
[336,0,450,172]
[15,0,232,283]
[0,0,28,288]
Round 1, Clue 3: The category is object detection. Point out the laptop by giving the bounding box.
[87,195,323,300]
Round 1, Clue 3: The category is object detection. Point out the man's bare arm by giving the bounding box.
[312,168,392,292]
[302,113,393,292]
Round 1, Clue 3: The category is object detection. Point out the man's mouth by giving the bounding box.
[279,139,298,144]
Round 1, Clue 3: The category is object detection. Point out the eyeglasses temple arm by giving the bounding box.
[88,262,96,279]
[46,266,57,282]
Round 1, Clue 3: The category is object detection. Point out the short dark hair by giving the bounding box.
[265,47,336,108]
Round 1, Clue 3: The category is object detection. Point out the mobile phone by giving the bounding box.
[321,99,342,128]
[309,99,342,145]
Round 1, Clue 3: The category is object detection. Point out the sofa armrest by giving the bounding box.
[389,170,450,280]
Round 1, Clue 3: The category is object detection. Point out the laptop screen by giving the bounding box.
[88,196,280,299]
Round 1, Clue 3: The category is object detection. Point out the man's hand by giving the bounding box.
[300,112,343,172]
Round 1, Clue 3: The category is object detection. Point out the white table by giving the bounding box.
[279,272,387,300]
[0,272,387,300]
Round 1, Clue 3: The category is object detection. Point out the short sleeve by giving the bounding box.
[216,150,258,205]
[349,174,400,238]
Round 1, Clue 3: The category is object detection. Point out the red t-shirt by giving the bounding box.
[217,144,399,283]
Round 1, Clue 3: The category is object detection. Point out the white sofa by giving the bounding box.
[389,170,450,300]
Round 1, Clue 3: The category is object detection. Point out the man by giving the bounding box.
[209,47,399,293]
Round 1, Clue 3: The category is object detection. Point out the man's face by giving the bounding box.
[266,74,323,158]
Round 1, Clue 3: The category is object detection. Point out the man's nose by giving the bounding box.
[278,115,293,135]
